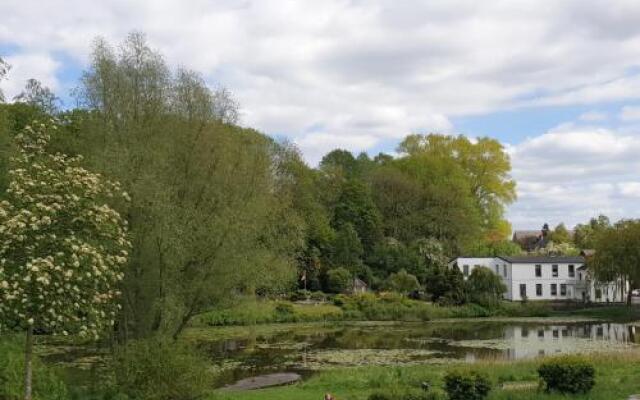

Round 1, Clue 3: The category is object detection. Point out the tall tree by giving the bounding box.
[72,33,301,340]
[0,121,130,400]
[332,179,383,252]
[13,79,60,114]
[591,220,640,305]
[550,223,571,244]
[397,134,516,240]
[574,215,610,249]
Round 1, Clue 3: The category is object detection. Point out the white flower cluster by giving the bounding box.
[0,120,131,339]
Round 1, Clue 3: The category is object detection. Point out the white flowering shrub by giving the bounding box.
[0,120,131,339]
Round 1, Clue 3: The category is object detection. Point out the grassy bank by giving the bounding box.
[212,352,640,400]
[553,305,640,321]
[192,294,552,327]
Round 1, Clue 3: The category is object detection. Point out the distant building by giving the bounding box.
[351,278,368,294]
[512,225,574,252]
[449,255,626,303]
[512,230,545,252]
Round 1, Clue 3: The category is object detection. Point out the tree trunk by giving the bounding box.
[24,326,33,400]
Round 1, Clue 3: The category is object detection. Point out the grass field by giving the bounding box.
[211,352,640,400]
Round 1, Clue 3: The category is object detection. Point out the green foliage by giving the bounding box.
[466,267,507,306]
[574,215,610,249]
[443,370,491,400]
[70,34,302,339]
[367,239,424,284]
[331,223,364,273]
[0,336,67,400]
[112,338,211,400]
[332,179,383,252]
[195,298,343,326]
[465,240,522,257]
[549,222,571,244]
[397,134,515,244]
[326,267,353,293]
[368,389,443,400]
[386,269,421,294]
[424,266,467,305]
[592,219,640,303]
[538,355,595,394]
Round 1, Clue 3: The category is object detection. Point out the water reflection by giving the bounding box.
[497,323,638,359]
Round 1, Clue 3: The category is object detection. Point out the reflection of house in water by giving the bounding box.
[502,323,638,359]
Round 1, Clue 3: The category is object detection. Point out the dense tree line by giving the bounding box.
[0,33,518,342]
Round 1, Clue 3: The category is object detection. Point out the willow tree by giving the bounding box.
[0,121,130,400]
[70,33,302,340]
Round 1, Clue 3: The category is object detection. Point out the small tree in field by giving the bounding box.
[0,121,130,400]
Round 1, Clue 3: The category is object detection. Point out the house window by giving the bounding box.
[552,264,558,277]
[568,264,575,278]
[553,329,559,338]
[520,284,527,298]
[522,327,529,338]
[495,265,499,274]
[560,284,567,296]
[551,284,557,296]
[536,284,543,297]
[537,329,544,338]
[535,264,542,277]
[595,289,602,300]
[503,265,508,278]
[579,272,582,281]
[463,265,469,276]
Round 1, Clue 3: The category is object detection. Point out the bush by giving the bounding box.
[466,267,507,307]
[443,370,491,400]
[538,355,595,394]
[289,289,311,301]
[112,338,211,400]
[368,390,443,400]
[326,267,353,293]
[0,336,68,400]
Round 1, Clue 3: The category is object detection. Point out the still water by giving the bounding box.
[37,318,640,388]
[185,319,640,387]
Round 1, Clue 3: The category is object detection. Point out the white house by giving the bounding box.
[449,255,626,302]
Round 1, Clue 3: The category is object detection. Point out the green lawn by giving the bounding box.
[211,352,640,400]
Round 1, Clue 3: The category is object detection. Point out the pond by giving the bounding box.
[36,318,640,389]
[183,318,640,387]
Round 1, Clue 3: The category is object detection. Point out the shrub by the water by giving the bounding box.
[112,338,211,400]
[538,355,595,394]
[443,370,491,400]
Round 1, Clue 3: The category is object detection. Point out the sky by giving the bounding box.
[2,0,640,230]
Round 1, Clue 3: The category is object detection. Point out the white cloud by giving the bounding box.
[0,53,60,100]
[507,125,640,229]
[578,110,607,122]
[619,105,640,121]
[4,1,640,228]
[3,0,640,163]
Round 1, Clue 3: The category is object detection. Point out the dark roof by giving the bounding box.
[497,255,585,264]
[512,230,541,239]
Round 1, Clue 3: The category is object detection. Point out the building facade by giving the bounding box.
[449,255,626,302]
